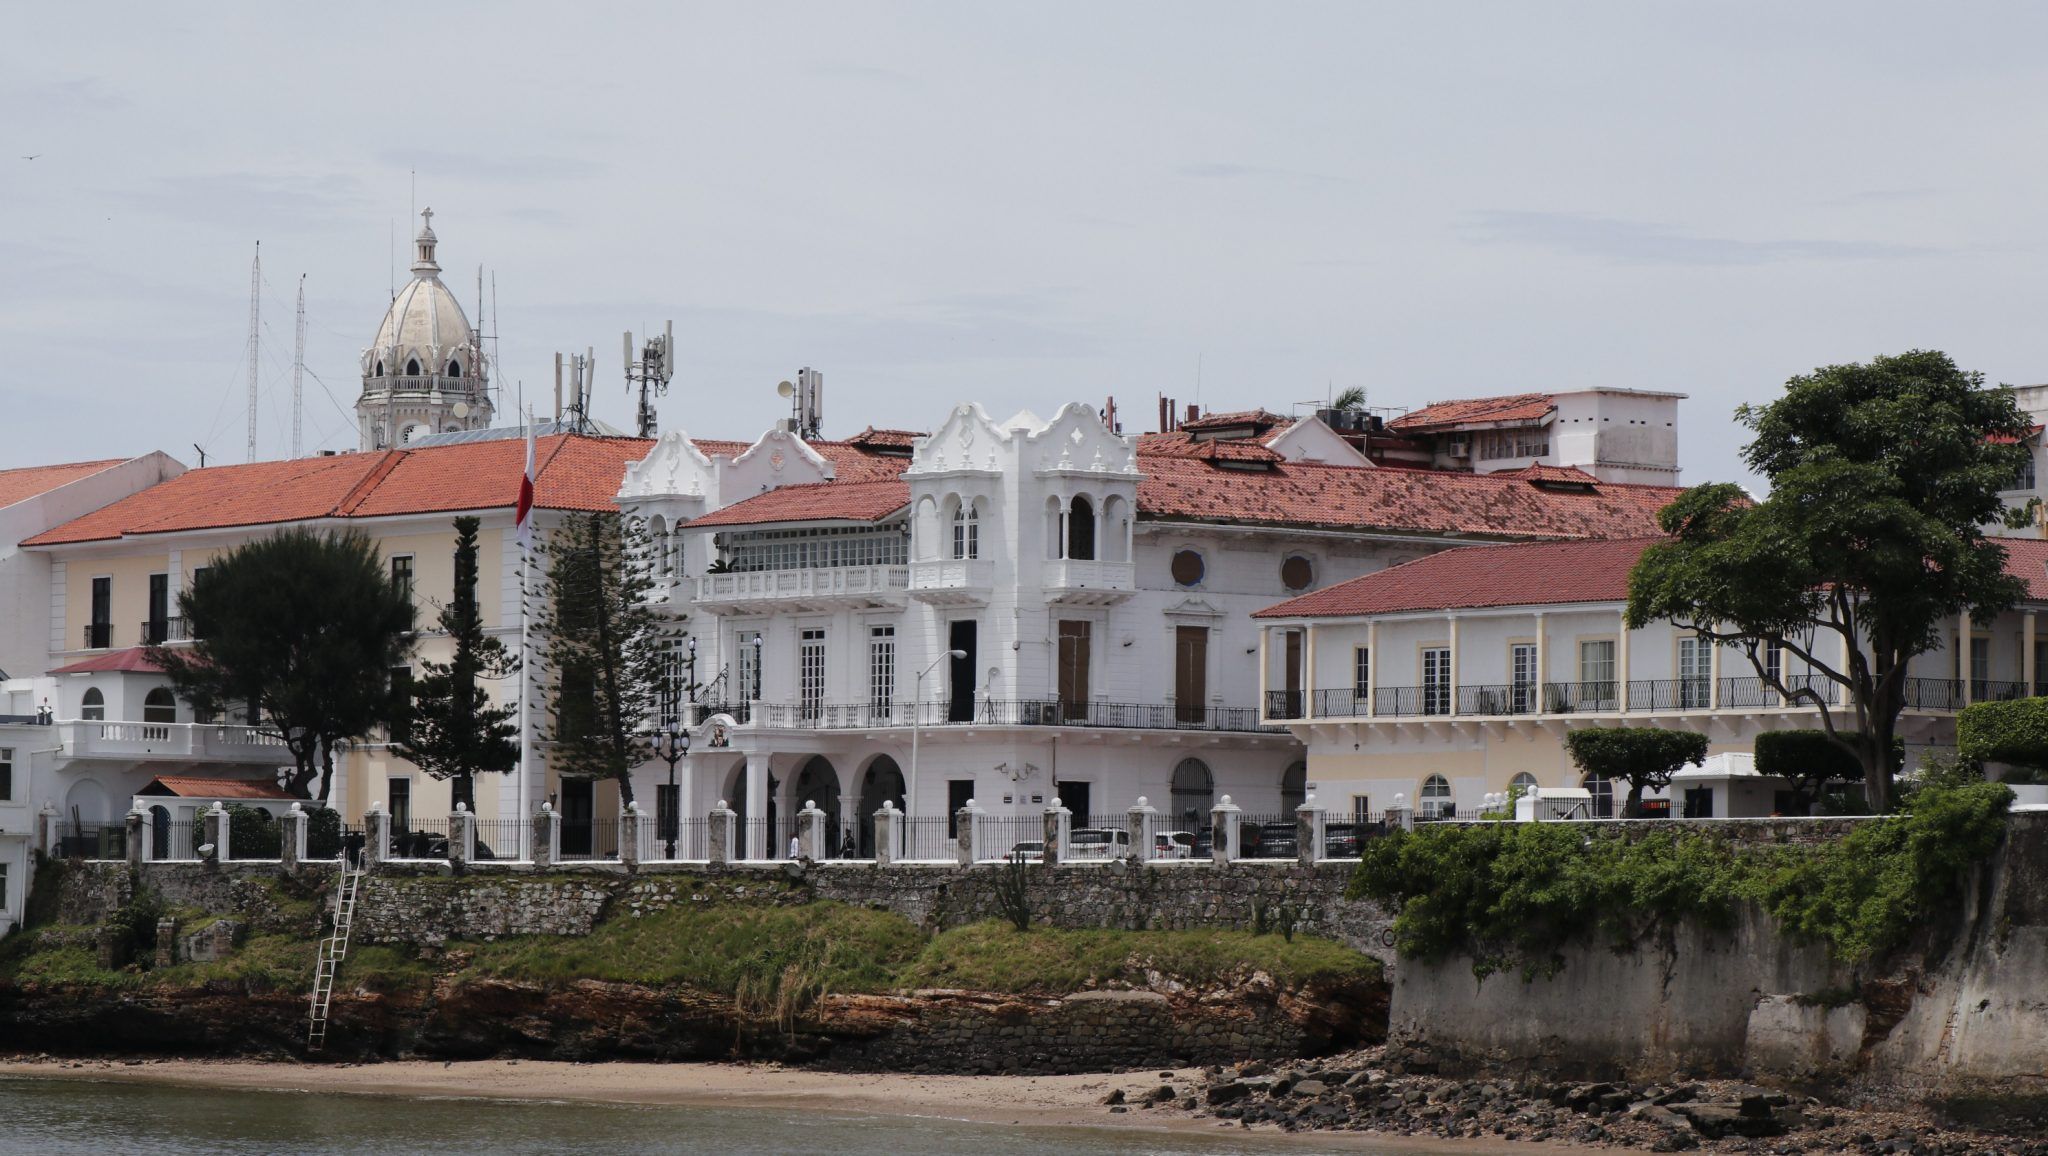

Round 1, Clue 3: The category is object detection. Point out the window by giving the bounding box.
[1583,773,1614,818]
[1280,555,1314,592]
[389,778,412,830]
[0,747,12,802]
[0,862,8,914]
[388,666,413,742]
[1419,773,1452,818]
[659,638,685,727]
[405,357,421,375]
[1961,637,1990,699]
[737,633,763,704]
[1477,428,1551,461]
[1352,647,1371,700]
[1579,640,1616,706]
[951,504,979,560]
[147,573,169,643]
[390,555,414,600]
[799,629,826,720]
[1066,496,1096,560]
[1422,647,1451,715]
[81,688,105,721]
[1350,794,1371,821]
[868,626,896,715]
[717,524,908,572]
[143,688,176,725]
[1684,786,1714,819]
[1765,644,1784,705]
[447,358,462,378]
[88,576,111,649]
[1170,549,1204,587]
[1678,636,1710,708]
[1510,643,1537,712]
[2013,453,2037,492]
[1509,771,1539,796]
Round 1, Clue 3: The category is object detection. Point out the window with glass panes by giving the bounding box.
[2035,639,2048,696]
[717,523,908,572]
[799,629,826,718]
[1422,647,1451,715]
[1678,636,1710,708]
[1352,647,1370,702]
[1510,644,1537,711]
[390,555,414,600]
[1579,640,1616,704]
[737,634,763,704]
[869,626,896,714]
[0,747,11,801]
[952,506,979,560]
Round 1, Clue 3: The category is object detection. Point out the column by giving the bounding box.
[800,799,828,861]
[1303,624,1317,720]
[1961,612,1974,707]
[1534,611,1548,712]
[530,804,556,870]
[1210,795,1241,865]
[616,802,638,868]
[1294,793,1321,868]
[366,802,391,867]
[1365,620,1379,718]
[1708,630,1721,709]
[125,808,145,870]
[204,803,230,863]
[1042,801,1070,866]
[2027,612,2038,696]
[1257,627,1270,718]
[745,757,769,860]
[279,804,305,869]
[1616,609,1630,714]
[1447,614,1460,716]
[872,802,899,867]
[1126,797,1155,863]
[707,800,735,866]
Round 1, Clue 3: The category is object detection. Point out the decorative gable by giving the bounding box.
[1028,402,1138,478]
[725,428,834,497]
[617,429,717,501]
[907,403,1012,476]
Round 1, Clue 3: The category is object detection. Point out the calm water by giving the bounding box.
[0,1076,1485,1155]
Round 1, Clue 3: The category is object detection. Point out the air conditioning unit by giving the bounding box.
[1446,439,1470,458]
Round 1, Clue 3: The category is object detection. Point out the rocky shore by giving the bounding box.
[1116,1044,2048,1154]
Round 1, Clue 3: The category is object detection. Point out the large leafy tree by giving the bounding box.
[149,528,416,800]
[395,517,520,811]
[1627,350,2030,813]
[1564,726,1708,817]
[535,512,674,807]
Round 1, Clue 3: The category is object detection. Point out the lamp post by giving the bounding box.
[652,724,691,858]
[909,649,968,827]
[685,636,698,705]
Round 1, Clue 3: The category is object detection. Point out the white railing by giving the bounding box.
[1043,559,1134,592]
[62,720,291,763]
[694,565,909,606]
[908,558,995,592]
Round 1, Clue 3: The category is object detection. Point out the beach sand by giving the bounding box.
[0,1058,1551,1153]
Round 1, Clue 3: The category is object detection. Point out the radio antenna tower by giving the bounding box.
[292,275,306,459]
[246,242,261,463]
[624,321,675,438]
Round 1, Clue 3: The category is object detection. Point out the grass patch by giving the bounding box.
[897,921,1381,995]
[0,940,138,989]
[148,933,315,991]
[343,945,440,993]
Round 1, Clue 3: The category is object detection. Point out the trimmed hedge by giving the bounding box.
[1753,730,1862,784]
[1957,697,2048,769]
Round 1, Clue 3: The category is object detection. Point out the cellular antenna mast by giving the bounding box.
[624,320,675,438]
[246,241,261,463]
[292,274,306,459]
[776,367,823,440]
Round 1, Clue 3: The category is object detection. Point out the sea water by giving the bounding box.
[0,1075,1515,1155]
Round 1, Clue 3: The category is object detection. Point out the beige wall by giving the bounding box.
[64,552,171,653]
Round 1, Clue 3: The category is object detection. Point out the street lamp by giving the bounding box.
[909,649,968,828]
[685,636,698,705]
[652,723,691,858]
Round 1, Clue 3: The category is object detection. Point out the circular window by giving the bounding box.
[1170,549,1205,587]
[1280,554,1314,591]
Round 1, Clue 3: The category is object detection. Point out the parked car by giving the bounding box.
[1321,823,1361,859]
[1239,823,1298,859]
[1153,831,1196,859]
[1006,840,1045,862]
[1068,828,1130,858]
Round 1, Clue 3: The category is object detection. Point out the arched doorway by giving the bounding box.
[1280,761,1307,813]
[856,755,906,857]
[1067,495,1096,560]
[1170,757,1213,829]
[790,756,843,857]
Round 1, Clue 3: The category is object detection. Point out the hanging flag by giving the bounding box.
[515,419,536,549]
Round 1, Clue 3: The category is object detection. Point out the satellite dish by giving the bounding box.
[776,380,795,399]
[452,402,470,418]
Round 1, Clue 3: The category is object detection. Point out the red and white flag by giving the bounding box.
[514,419,536,549]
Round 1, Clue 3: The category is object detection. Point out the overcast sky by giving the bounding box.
[6,2,2046,487]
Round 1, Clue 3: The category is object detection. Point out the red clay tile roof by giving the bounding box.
[1254,537,1664,618]
[48,647,165,674]
[139,775,295,800]
[688,480,911,528]
[843,427,925,449]
[1987,424,2044,446]
[0,458,130,509]
[1136,454,1681,540]
[25,434,910,546]
[1999,538,2048,600]
[1176,408,1292,433]
[1138,437,1285,464]
[1496,463,1601,485]
[1388,393,1555,432]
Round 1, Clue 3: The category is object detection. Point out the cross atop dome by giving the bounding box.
[412,207,440,275]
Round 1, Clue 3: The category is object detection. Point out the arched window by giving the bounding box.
[1170,757,1213,826]
[1101,495,1130,562]
[1419,773,1452,819]
[405,357,421,376]
[1067,495,1096,561]
[81,688,105,721]
[1509,771,1540,796]
[952,501,979,560]
[647,516,669,576]
[143,688,176,724]
[1582,774,1614,819]
[374,360,384,377]
[1044,496,1064,559]
[447,358,462,378]
[1281,761,1307,813]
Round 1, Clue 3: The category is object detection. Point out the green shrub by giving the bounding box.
[224,804,281,858]
[305,806,342,859]
[1957,697,2048,770]
[1565,727,1709,817]
[1754,729,1895,812]
[1349,781,2013,981]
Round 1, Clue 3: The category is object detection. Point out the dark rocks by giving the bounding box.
[1205,1081,1252,1106]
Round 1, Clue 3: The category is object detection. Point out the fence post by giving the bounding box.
[279,804,305,869]
[707,801,735,867]
[1296,793,1323,867]
[365,802,391,867]
[204,802,230,864]
[532,804,557,869]
[1387,791,1413,833]
[1127,796,1155,864]
[797,800,826,861]
[123,807,144,869]
[1042,802,1070,866]
[1210,795,1241,865]
[38,803,57,858]
[873,802,899,867]
[955,799,979,866]
[618,802,642,869]
[450,803,475,869]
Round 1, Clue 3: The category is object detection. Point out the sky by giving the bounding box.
[5,2,2047,487]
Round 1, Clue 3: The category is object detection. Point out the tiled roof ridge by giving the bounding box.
[332,450,408,516]
[0,457,127,478]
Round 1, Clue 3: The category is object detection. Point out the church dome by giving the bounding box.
[362,208,479,380]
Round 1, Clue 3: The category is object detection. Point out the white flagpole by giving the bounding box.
[518,405,534,859]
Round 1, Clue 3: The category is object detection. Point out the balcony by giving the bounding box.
[1043,558,1135,606]
[1270,673,1960,722]
[61,721,292,765]
[908,558,995,605]
[746,699,1275,734]
[139,617,190,645]
[693,564,909,614]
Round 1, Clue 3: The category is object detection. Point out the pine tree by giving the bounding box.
[535,512,673,806]
[395,517,520,811]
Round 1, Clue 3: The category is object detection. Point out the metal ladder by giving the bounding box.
[307,867,364,1052]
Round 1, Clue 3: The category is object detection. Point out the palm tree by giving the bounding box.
[1331,386,1366,411]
